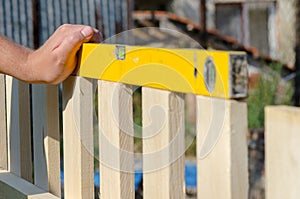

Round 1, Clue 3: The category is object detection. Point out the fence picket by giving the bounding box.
[0,74,7,170]
[62,77,94,198]
[98,81,134,199]
[32,85,61,197]
[5,77,32,183]
[265,106,300,199]
[196,96,248,199]
[142,87,185,199]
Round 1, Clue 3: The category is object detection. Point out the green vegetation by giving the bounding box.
[184,120,196,157]
[247,63,293,128]
[133,88,143,153]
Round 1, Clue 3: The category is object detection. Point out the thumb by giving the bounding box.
[80,26,94,41]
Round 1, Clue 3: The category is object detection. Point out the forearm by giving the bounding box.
[0,36,33,81]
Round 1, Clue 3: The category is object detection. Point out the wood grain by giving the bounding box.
[0,171,59,199]
[98,81,134,199]
[5,77,32,183]
[196,96,248,199]
[0,74,7,170]
[32,85,60,197]
[62,76,94,198]
[265,106,300,199]
[142,87,185,199]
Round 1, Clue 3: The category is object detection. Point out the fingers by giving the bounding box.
[45,24,101,51]
[55,25,100,57]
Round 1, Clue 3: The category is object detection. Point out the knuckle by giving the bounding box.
[67,35,76,43]
[67,34,81,44]
[58,24,71,31]
[50,51,62,66]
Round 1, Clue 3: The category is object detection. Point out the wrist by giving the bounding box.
[21,49,36,83]
[24,48,62,84]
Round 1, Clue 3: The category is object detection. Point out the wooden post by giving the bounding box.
[265,106,300,199]
[200,0,207,48]
[98,81,134,199]
[294,0,300,105]
[63,77,94,198]
[32,85,61,197]
[142,87,185,199]
[0,74,7,170]
[196,96,248,199]
[5,77,32,182]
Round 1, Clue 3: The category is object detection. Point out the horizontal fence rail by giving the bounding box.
[0,171,58,199]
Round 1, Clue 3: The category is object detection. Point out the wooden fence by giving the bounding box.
[0,73,249,198]
[2,77,300,199]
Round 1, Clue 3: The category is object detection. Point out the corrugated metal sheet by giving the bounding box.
[0,0,131,48]
[0,0,33,47]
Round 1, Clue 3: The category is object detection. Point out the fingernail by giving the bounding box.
[81,27,93,38]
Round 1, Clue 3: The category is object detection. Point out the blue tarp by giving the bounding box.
[185,163,197,188]
[61,162,197,191]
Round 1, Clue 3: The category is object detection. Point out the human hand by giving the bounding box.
[26,24,102,84]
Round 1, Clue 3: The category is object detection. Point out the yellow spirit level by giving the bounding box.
[77,43,248,99]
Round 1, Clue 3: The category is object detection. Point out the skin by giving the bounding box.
[0,24,102,84]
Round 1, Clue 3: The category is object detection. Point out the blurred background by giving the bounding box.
[1,0,299,198]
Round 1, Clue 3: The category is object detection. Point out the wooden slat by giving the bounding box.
[5,76,32,182]
[265,106,300,199]
[142,87,185,199]
[18,81,32,183]
[62,76,94,198]
[98,81,134,199]
[196,96,248,199]
[32,85,60,197]
[0,74,7,170]
[5,76,20,175]
[0,171,59,199]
